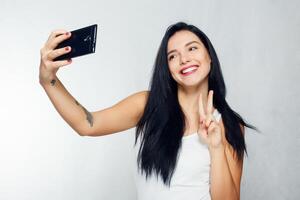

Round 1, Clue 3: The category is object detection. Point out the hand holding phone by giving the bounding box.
[39,24,98,86]
[53,24,98,61]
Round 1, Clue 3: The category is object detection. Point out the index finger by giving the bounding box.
[47,29,69,42]
[207,90,214,114]
[198,93,206,120]
[45,30,71,50]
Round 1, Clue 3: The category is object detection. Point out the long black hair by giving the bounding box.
[134,22,258,187]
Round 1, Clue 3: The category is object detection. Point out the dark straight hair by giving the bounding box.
[134,22,258,187]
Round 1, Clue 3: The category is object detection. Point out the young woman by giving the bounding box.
[39,22,257,200]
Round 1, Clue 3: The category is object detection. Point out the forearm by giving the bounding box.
[209,146,239,200]
[40,76,93,136]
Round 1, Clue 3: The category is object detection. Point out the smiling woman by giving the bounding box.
[39,21,258,200]
[133,22,258,200]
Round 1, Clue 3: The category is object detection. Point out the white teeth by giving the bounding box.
[182,66,197,74]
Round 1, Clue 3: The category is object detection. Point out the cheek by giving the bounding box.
[168,65,181,81]
[202,60,211,72]
[168,65,177,76]
[193,48,210,62]
[168,60,178,72]
[204,51,211,63]
[196,52,209,62]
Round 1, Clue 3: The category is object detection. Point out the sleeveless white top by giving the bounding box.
[132,109,222,200]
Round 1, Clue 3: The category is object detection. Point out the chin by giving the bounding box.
[180,76,208,87]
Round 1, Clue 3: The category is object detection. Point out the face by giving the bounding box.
[167,30,211,88]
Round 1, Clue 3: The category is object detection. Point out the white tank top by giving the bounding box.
[132,109,222,200]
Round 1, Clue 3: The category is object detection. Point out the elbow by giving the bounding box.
[74,120,94,137]
[77,131,88,137]
[75,128,88,136]
[75,126,91,137]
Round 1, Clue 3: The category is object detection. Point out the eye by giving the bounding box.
[189,46,198,51]
[168,54,176,61]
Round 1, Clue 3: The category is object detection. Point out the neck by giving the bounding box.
[178,78,209,116]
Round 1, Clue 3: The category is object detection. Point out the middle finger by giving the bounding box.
[199,93,206,121]
[47,46,71,61]
[207,90,214,114]
[46,32,71,50]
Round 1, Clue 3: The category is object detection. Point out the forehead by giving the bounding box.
[167,30,202,50]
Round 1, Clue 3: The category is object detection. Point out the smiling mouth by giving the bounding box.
[180,65,199,76]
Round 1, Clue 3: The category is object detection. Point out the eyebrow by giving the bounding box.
[167,41,201,56]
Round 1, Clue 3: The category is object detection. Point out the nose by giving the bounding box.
[180,53,191,65]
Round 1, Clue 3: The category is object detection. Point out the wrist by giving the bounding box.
[208,144,225,155]
[39,76,57,87]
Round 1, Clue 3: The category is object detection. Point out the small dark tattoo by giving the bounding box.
[75,100,94,127]
[50,79,56,86]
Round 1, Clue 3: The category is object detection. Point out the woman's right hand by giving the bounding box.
[39,29,72,86]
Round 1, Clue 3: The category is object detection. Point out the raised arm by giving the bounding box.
[41,76,148,136]
[39,29,149,137]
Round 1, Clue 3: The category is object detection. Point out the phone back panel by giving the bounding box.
[53,24,97,61]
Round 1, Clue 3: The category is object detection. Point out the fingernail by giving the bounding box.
[65,32,69,35]
[67,59,72,62]
[65,47,69,51]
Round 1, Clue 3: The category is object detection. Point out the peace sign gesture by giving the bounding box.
[197,90,223,149]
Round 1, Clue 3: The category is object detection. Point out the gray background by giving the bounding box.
[0,0,299,199]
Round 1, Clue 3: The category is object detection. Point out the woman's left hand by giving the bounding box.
[197,90,223,149]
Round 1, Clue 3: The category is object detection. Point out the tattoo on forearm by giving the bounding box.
[50,79,56,86]
[75,100,94,127]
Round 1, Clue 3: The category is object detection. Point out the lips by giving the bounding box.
[180,65,199,74]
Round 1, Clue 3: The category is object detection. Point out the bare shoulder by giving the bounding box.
[219,118,245,146]
[128,90,149,119]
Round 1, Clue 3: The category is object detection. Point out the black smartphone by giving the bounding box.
[53,24,97,61]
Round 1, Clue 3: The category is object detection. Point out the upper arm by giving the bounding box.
[82,90,149,137]
[220,120,245,197]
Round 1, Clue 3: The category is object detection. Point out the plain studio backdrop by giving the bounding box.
[0,0,299,199]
